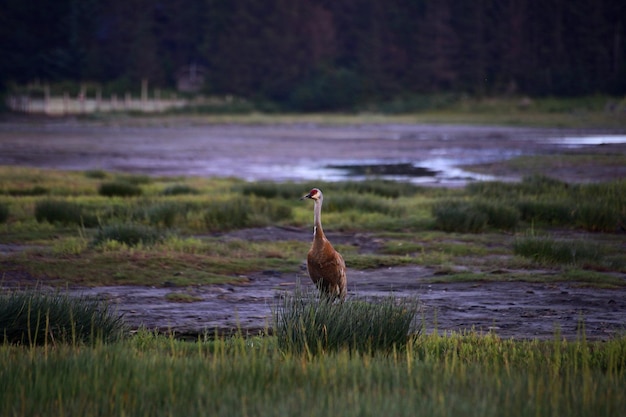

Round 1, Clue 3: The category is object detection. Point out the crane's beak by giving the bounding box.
[300,194,310,200]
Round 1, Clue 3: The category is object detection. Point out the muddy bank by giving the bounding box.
[2,228,624,341]
[65,265,626,341]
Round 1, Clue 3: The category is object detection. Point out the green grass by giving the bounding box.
[98,180,143,197]
[0,290,125,345]
[34,199,98,227]
[0,157,624,416]
[0,167,624,290]
[466,176,626,232]
[0,331,624,417]
[92,223,164,247]
[161,184,200,196]
[3,237,307,287]
[513,236,604,266]
[274,288,421,355]
[141,201,184,227]
[203,196,293,232]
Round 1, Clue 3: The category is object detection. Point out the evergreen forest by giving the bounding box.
[2,0,625,110]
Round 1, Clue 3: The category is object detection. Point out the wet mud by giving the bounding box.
[63,265,626,341]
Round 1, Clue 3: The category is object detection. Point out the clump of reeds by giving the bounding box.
[34,199,98,227]
[161,184,200,196]
[575,201,623,232]
[5,185,48,196]
[239,179,420,200]
[83,169,108,179]
[239,181,306,199]
[432,200,486,233]
[323,193,404,216]
[432,199,519,233]
[336,179,421,198]
[274,288,421,355]
[130,201,186,228]
[98,181,143,197]
[517,199,573,226]
[203,196,292,232]
[468,176,626,233]
[92,223,163,247]
[0,289,125,346]
[513,236,603,265]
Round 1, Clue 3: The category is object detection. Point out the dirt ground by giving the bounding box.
[1,117,625,340]
[47,225,618,342]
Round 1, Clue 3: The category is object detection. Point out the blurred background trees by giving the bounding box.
[1,0,624,110]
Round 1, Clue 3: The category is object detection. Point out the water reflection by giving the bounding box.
[1,122,624,186]
[546,135,626,147]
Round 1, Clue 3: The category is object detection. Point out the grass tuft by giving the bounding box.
[98,181,143,197]
[239,181,305,199]
[519,174,570,194]
[203,197,292,232]
[432,200,488,233]
[5,185,48,196]
[517,199,573,225]
[274,288,421,355]
[0,289,125,345]
[34,199,98,227]
[83,169,108,179]
[575,201,622,232]
[433,199,519,233]
[161,184,200,196]
[92,223,163,247]
[239,179,420,200]
[139,202,185,228]
[476,200,520,230]
[513,236,604,265]
[333,180,421,198]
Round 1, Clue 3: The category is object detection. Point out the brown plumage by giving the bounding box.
[301,188,347,300]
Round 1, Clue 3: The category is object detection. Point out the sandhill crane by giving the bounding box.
[301,188,347,300]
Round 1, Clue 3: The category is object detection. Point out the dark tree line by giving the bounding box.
[1,0,624,109]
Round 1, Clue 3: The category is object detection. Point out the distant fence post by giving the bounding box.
[6,85,191,114]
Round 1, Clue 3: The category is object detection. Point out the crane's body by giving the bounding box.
[301,188,347,300]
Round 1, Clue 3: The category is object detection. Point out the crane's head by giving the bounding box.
[301,188,322,201]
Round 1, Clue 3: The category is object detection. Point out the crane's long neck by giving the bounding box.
[313,197,325,240]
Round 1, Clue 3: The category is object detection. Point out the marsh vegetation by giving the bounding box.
[1,323,624,417]
[1,167,624,288]
[1,163,625,416]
